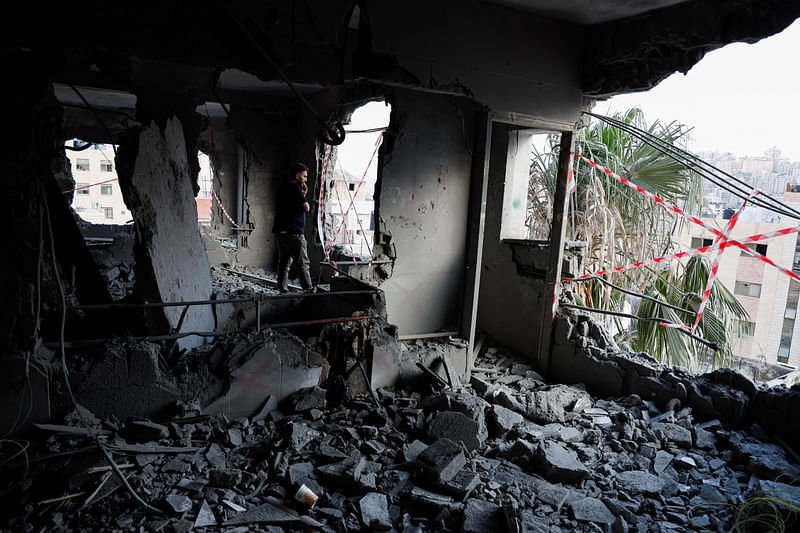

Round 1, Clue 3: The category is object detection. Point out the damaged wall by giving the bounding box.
[376,88,479,336]
[117,116,214,349]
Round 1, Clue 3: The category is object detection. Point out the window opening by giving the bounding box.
[500,129,562,241]
[321,100,390,262]
[734,281,761,297]
[196,151,213,227]
[64,139,130,225]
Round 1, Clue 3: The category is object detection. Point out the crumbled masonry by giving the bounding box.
[3,343,800,532]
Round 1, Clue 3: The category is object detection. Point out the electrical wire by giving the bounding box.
[582,111,795,216]
[570,275,696,316]
[560,303,718,349]
[582,111,800,220]
[69,86,118,159]
[216,0,345,145]
[585,111,800,219]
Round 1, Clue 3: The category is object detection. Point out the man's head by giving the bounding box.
[290,163,309,185]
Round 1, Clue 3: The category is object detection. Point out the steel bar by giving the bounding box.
[43,315,376,349]
[69,290,378,312]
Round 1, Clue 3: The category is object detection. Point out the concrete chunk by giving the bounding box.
[283,386,326,413]
[359,492,391,531]
[488,404,524,437]
[533,441,590,484]
[416,438,467,483]
[526,391,566,424]
[615,470,665,496]
[462,499,503,533]
[428,411,485,450]
[570,497,615,525]
[651,422,693,448]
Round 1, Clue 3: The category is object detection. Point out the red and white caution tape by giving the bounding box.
[62,178,118,194]
[571,153,800,284]
[691,190,757,332]
[325,132,383,256]
[564,225,800,283]
[567,153,800,337]
[211,187,240,228]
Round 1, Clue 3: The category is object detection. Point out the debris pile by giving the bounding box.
[3,344,800,532]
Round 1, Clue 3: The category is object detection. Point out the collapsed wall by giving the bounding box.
[550,304,800,452]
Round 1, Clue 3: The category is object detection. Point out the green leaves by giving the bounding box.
[530,108,748,370]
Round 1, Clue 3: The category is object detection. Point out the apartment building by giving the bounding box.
[690,190,800,367]
[65,141,131,225]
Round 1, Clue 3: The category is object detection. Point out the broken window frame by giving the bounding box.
[499,128,563,243]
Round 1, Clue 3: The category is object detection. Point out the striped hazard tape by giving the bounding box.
[691,190,757,332]
[567,153,800,336]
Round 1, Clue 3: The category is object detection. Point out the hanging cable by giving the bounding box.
[216,0,345,145]
[68,86,117,159]
[584,111,800,218]
[582,111,800,220]
[569,275,696,316]
[560,304,718,349]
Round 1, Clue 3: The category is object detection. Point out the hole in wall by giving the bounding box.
[322,100,391,261]
[196,150,213,228]
[65,139,132,226]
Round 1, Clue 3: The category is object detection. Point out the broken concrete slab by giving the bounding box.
[570,497,615,525]
[462,499,503,533]
[165,494,192,513]
[428,411,485,450]
[193,500,217,527]
[223,501,302,526]
[76,342,179,420]
[488,404,524,437]
[359,492,391,531]
[282,386,326,413]
[651,422,693,448]
[416,438,467,483]
[203,335,324,420]
[615,470,665,496]
[525,391,566,424]
[532,441,590,485]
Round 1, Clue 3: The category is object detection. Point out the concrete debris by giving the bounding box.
[359,492,392,530]
[5,340,800,532]
[416,438,467,483]
[525,390,566,424]
[533,441,590,484]
[282,386,327,413]
[570,497,615,525]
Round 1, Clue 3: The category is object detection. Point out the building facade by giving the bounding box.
[65,141,131,225]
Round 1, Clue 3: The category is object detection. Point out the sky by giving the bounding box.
[337,101,391,196]
[605,17,800,161]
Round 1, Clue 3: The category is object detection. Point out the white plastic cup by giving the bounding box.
[294,483,319,508]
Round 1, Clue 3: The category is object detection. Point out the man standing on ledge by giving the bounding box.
[273,163,314,292]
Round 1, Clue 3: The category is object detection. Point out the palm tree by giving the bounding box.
[529,108,749,370]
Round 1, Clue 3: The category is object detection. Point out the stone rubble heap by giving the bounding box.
[3,345,800,532]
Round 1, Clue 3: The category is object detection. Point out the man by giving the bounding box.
[273,163,314,292]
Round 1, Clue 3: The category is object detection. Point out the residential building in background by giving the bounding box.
[688,187,800,367]
[700,147,800,221]
[65,140,131,225]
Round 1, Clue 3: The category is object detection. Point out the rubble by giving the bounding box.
[3,340,800,532]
